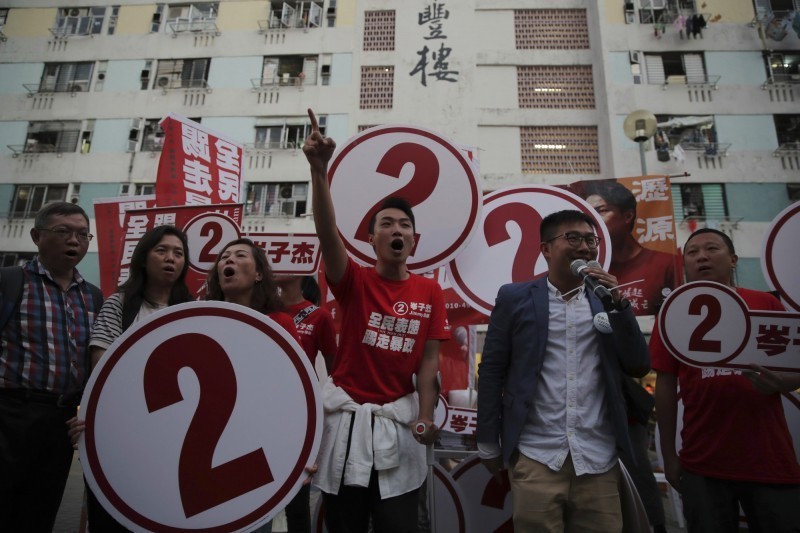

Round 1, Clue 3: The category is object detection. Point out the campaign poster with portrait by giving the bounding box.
[565,176,683,316]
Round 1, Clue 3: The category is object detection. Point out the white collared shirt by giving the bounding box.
[516,280,617,474]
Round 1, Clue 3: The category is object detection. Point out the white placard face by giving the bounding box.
[450,454,513,532]
[79,302,321,532]
[763,201,800,311]
[660,282,750,367]
[446,186,611,316]
[184,212,242,273]
[327,125,482,273]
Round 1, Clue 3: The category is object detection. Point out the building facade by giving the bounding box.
[0,0,797,305]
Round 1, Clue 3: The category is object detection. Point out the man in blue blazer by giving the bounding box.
[477,209,650,532]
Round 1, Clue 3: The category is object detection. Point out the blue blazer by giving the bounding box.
[477,278,650,465]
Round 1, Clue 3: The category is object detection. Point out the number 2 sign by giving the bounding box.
[327,125,482,273]
[660,281,800,371]
[79,302,321,532]
[446,186,610,316]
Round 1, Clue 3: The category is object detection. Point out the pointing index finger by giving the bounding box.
[307,108,319,132]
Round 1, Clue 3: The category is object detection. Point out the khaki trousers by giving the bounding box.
[509,451,622,533]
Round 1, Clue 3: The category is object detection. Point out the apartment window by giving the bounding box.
[155,58,210,89]
[514,9,589,50]
[151,4,164,32]
[141,119,165,151]
[672,183,727,220]
[520,126,600,174]
[260,56,318,86]
[363,11,395,51]
[638,0,696,24]
[360,66,394,109]
[0,8,9,26]
[254,116,325,149]
[788,183,800,202]
[358,125,379,132]
[119,183,156,196]
[108,5,119,34]
[24,121,82,153]
[642,52,706,85]
[268,1,322,29]
[765,53,800,83]
[39,62,94,93]
[656,115,717,151]
[11,185,69,218]
[53,6,106,37]
[756,0,800,17]
[245,182,308,217]
[165,2,218,33]
[327,0,337,27]
[774,114,800,147]
[0,252,36,268]
[517,66,595,109]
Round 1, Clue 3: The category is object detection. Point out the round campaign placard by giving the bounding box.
[450,453,513,532]
[327,125,482,273]
[184,212,242,273]
[446,185,611,316]
[79,301,321,532]
[762,201,800,311]
[659,281,750,368]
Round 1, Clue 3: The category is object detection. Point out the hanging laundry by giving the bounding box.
[672,144,686,165]
[685,15,695,37]
[765,15,791,41]
[674,15,687,33]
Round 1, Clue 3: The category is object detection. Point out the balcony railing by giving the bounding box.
[244,141,300,152]
[774,141,800,157]
[23,81,90,95]
[763,73,800,87]
[663,74,720,90]
[7,143,58,155]
[679,141,731,157]
[250,75,308,90]
[156,77,211,92]
[258,12,319,32]
[168,18,220,36]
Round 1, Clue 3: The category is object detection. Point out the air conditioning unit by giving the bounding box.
[69,81,89,92]
[157,76,170,88]
[70,8,81,17]
[70,194,80,204]
[280,185,294,199]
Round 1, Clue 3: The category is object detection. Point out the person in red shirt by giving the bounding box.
[276,275,337,375]
[303,109,449,533]
[652,228,800,532]
[581,179,680,316]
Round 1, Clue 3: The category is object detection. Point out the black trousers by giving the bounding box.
[284,483,311,533]
[0,392,76,532]
[322,470,420,533]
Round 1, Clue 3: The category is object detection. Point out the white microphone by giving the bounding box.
[570,259,614,309]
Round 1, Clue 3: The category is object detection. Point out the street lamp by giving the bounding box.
[623,110,658,176]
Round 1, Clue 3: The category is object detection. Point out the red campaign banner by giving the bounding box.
[563,176,683,316]
[156,113,244,207]
[245,233,322,275]
[93,195,158,297]
[121,204,244,299]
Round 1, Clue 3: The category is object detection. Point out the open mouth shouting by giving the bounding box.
[390,238,404,251]
[223,266,236,278]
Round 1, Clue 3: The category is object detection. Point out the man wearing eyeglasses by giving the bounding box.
[477,209,650,532]
[0,201,102,532]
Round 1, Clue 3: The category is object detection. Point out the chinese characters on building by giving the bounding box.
[409,3,459,87]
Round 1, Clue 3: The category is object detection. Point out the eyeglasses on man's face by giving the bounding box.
[546,232,601,249]
[38,227,94,242]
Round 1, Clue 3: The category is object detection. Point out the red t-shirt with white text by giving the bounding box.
[651,287,800,483]
[285,300,338,365]
[328,259,450,405]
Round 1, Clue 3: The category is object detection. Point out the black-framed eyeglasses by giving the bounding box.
[37,227,94,242]
[546,232,601,249]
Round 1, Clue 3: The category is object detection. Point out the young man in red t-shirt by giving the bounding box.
[303,109,449,533]
[652,228,800,532]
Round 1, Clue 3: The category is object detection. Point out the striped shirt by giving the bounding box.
[0,260,97,394]
[90,293,165,351]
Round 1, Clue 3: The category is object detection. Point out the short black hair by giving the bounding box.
[583,180,637,218]
[34,201,90,228]
[685,228,736,255]
[540,210,597,241]
[368,197,416,234]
